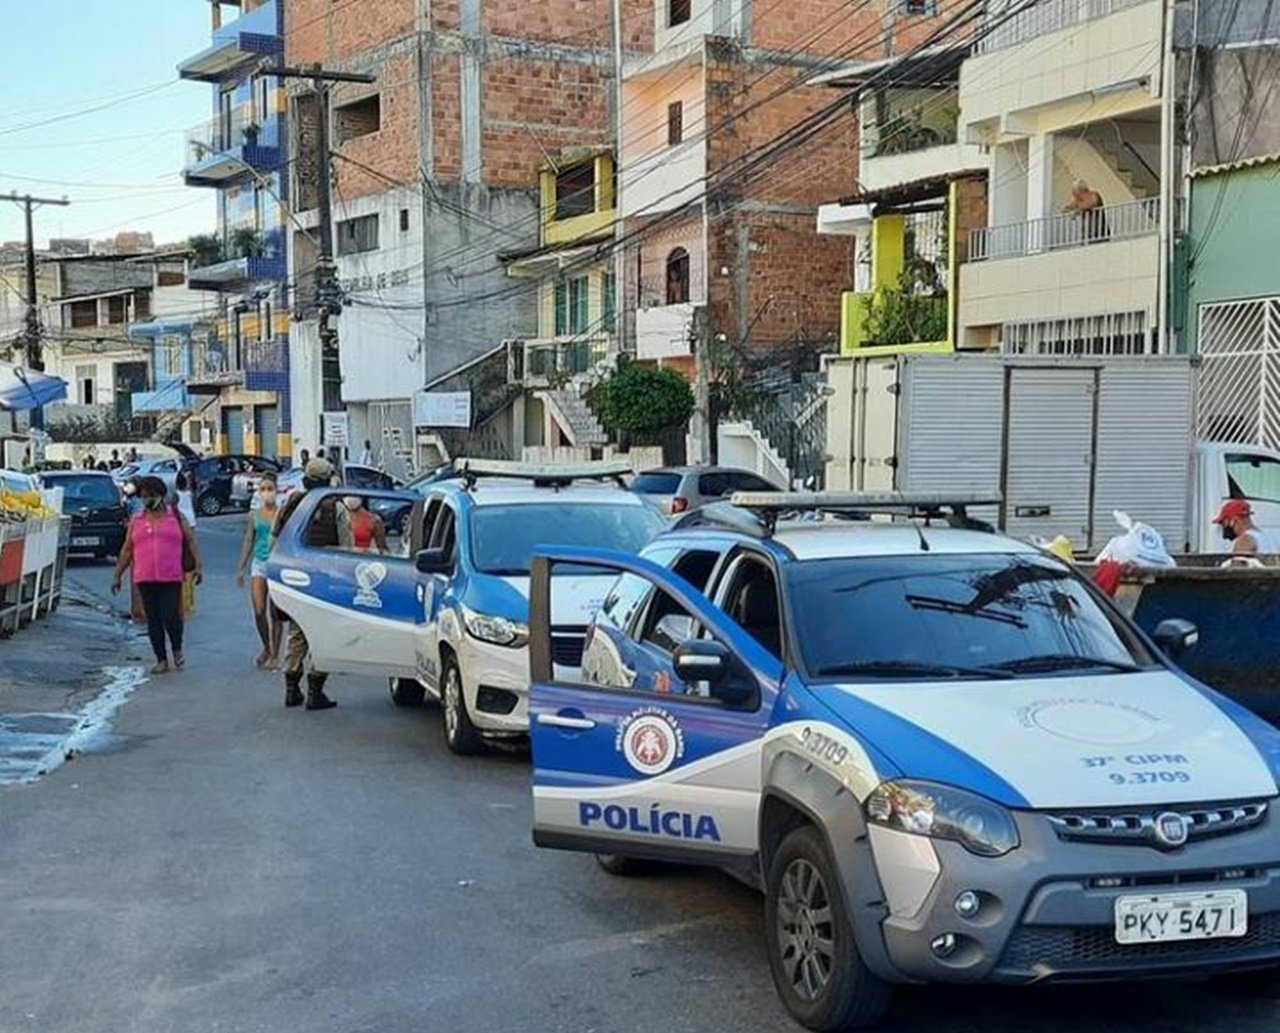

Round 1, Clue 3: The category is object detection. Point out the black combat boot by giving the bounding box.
[305,673,337,711]
[284,673,304,708]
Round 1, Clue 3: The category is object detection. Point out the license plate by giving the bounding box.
[1115,889,1248,944]
[71,536,100,547]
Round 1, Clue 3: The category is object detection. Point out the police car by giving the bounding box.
[268,460,664,754]
[525,491,1280,1030]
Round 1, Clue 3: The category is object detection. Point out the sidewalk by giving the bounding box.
[0,571,146,785]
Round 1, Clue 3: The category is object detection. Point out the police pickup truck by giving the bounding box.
[524,492,1280,1030]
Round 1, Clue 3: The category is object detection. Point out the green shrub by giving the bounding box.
[592,362,694,445]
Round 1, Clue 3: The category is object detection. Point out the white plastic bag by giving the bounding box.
[1095,510,1176,568]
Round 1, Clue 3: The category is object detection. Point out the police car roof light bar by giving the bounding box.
[455,457,634,490]
[726,490,1003,537]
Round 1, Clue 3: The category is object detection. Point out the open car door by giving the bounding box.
[527,546,783,867]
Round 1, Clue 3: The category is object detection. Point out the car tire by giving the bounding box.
[441,655,484,756]
[765,825,891,1032]
[594,853,648,876]
[197,492,222,517]
[389,677,425,707]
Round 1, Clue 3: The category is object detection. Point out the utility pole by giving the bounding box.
[689,305,711,464]
[611,0,626,357]
[5,192,70,431]
[271,65,375,450]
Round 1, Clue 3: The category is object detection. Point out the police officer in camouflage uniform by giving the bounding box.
[271,457,340,710]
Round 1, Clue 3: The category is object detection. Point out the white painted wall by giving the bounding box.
[636,303,695,360]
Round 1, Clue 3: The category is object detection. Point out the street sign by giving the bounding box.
[322,411,349,448]
[413,389,471,428]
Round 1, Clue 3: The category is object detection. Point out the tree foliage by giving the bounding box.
[591,362,695,445]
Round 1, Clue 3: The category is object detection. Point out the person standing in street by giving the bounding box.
[1214,499,1280,556]
[297,448,310,469]
[237,472,282,668]
[174,471,197,526]
[111,476,203,674]
[271,458,339,710]
[359,439,374,466]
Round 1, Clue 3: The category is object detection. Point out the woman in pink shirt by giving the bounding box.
[112,476,204,674]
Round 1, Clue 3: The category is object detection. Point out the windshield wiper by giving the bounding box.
[816,659,1014,680]
[991,654,1143,674]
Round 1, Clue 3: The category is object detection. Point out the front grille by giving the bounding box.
[1047,801,1268,848]
[1086,868,1263,890]
[1000,913,1280,971]
[550,625,586,667]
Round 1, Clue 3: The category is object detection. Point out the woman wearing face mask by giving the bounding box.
[111,476,203,674]
[343,494,388,554]
[237,472,282,666]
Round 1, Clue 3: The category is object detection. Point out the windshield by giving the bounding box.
[788,552,1152,680]
[470,502,665,575]
[54,476,120,506]
[632,472,681,495]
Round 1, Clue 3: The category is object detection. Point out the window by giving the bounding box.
[633,471,682,495]
[598,573,655,636]
[335,94,381,143]
[730,472,779,493]
[788,553,1153,679]
[106,295,127,325]
[667,101,684,146]
[603,270,616,333]
[554,276,590,336]
[665,247,690,305]
[259,300,273,342]
[68,299,98,329]
[56,475,119,506]
[669,0,691,26]
[902,0,935,12]
[1226,454,1280,504]
[469,503,664,576]
[253,76,271,127]
[554,163,596,221]
[337,213,379,256]
[76,365,96,406]
[399,208,410,232]
[719,557,783,660]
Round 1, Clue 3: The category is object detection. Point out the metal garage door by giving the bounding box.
[223,406,244,454]
[257,405,279,460]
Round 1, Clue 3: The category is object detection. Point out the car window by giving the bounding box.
[732,473,777,493]
[156,460,178,474]
[345,466,377,489]
[597,573,653,636]
[671,548,721,592]
[787,552,1153,680]
[1226,453,1280,504]
[632,472,681,495]
[53,476,119,506]
[718,556,784,660]
[428,504,457,561]
[469,502,664,576]
[698,472,731,497]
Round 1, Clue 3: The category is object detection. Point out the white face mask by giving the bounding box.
[343,496,363,511]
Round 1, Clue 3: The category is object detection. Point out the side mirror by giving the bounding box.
[1153,618,1199,659]
[415,547,452,575]
[673,640,755,705]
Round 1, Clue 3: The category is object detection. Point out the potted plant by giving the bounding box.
[241,122,261,147]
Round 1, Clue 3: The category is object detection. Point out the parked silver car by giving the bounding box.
[630,465,782,516]
[112,455,185,491]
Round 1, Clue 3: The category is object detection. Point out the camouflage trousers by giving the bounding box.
[283,621,328,685]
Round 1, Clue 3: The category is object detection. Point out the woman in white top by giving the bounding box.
[174,471,197,527]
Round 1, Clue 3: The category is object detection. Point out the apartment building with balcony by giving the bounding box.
[179,0,291,458]
[283,0,644,472]
[619,0,876,384]
[822,0,1170,360]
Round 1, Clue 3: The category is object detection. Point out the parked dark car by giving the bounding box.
[188,454,283,516]
[40,470,128,561]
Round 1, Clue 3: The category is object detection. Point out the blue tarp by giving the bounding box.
[0,362,67,410]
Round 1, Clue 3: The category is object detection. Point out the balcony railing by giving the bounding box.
[520,337,611,383]
[968,197,1159,262]
[974,0,1151,53]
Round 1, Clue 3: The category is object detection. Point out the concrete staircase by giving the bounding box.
[539,388,609,449]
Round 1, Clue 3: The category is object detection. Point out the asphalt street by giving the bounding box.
[1,515,1278,1032]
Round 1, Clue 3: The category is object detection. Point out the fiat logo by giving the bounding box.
[1152,811,1189,848]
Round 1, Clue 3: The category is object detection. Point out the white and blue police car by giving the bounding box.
[269,460,664,754]
[524,491,1280,1030]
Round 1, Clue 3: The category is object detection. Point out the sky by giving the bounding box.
[0,1,217,249]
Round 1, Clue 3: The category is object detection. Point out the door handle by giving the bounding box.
[280,569,311,587]
[538,713,596,731]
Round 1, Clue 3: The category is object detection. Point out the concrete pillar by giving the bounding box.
[871,214,905,290]
[1026,133,1056,250]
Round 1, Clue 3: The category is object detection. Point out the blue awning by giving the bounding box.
[0,362,67,410]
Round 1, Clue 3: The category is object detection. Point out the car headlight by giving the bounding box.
[462,607,528,648]
[865,780,1020,857]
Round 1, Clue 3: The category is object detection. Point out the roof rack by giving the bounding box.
[676,490,1002,537]
[455,457,633,490]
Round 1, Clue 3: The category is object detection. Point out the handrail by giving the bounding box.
[968,197,1159,262]
[974,0,1152,53]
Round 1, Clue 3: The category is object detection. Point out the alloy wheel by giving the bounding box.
[443,667,460,742]
[775,857,836,1002]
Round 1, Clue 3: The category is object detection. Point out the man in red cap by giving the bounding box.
[1214,499,1279,556]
